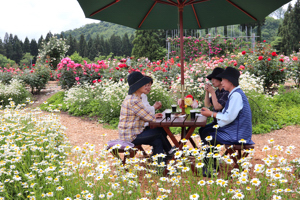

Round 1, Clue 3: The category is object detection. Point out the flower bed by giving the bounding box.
[1,104,300,199]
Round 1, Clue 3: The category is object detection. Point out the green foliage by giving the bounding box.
[0,53,15,67]
[37,36,69,70]
[132,30,167,61]
[239,42,286,92]
[19,65,51,94]
[248,88,300,134]
[277,2,300,54]
[260,16,282,42]
[0,79,31,107]
[39,91,67,112]
[62,21,135,41]
[19,52,33,68]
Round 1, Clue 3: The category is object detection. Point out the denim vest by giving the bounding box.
[216,88,254,145]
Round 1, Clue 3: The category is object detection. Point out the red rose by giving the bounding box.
[258,56,263,61]
[239,65,245,70]
[98,79,101,82]
[263,40,266,43]
[242,51,246,55]
[271,52,277,57]
[279,58,284,62]
[46,60,48,63]
[185,94,193,100]
[92,80,97,83]
[280,68,284,72]
[115,67,120,70]
[267,58,271,61]
[32,64,35,67]
[234,62,237,66]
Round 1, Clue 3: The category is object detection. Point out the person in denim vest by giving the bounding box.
[200,67,254,176]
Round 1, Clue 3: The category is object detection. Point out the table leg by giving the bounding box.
[185,127,197,148]
[178,127,196,149]
[163,127,180,147]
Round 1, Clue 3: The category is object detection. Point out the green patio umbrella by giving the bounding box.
[77,0,291,113]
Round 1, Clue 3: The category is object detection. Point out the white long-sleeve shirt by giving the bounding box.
[141,93,155,127]
[216,86,243,127]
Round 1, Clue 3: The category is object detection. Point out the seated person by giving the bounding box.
[199,67,229,135]
[200,67,254,176]
[118,72,173,162]
[201,67,254,145]
[141,76,162,129]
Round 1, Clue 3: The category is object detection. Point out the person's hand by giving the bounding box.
[200,107,212,117]
[155,113,163,118]
[206,84,214,93]
[153,101,162,110]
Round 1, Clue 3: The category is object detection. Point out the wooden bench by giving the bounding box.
[223,144,255,168]
[106,140,148,165]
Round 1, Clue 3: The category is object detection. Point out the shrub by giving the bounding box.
[19,65,51,94]
[37,36,69,70]
[0,79,31,107]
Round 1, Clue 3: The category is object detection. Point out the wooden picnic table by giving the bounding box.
[149,111,207,150]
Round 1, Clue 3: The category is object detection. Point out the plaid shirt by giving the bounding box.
[118,94,155,142]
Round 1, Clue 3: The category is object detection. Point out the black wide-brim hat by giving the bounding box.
[216,67,240,87]
[128,71,152,95]
[206,67,224,81]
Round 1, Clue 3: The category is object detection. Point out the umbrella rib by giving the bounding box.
[138,2,157,28]
[90,0,121,17]
[185,0,210,6]
[157,0,178,6]
[191,5,201,28]
[226,0,257,21]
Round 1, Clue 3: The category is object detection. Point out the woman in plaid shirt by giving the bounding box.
[118,72,174,162]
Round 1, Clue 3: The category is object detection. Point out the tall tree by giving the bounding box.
[12,35,23,64]
[109,34,122,56]
[132,30,166,61]
[66,34,77,56]
[79,34,88,57]
[121,33,132,57]
[87,37,97,60]
[0,39,6,56]
[224,26,228,38]
[4,34,14,60]
[30,39,38,64]
[277,3,300,54]
[23,37,31,53]
[45,32,53,42]
[271,7,286,19]
[38,35,44,50]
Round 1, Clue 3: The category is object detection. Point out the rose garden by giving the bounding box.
[1,35,300,200]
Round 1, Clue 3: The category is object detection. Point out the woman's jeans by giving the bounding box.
[132,127,172,156]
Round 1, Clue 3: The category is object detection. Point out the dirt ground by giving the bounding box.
[33,81,300,162]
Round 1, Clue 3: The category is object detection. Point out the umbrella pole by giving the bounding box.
[179,6,185,114]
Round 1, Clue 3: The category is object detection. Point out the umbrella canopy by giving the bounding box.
[77,0,291,113]
[78,0,289,29]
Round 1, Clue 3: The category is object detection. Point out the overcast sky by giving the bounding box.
[0,0,296,42]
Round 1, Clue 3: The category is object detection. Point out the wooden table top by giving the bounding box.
[149,113,207,127]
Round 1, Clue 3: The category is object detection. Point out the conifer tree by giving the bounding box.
[0,39,6,56]
[66,34,77,56]
[110,34,122,56]
[132,30,166,61]
[79,34,88,57]
[30,39,38,64]
[23,37,31,53]
[121,33,132,57]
